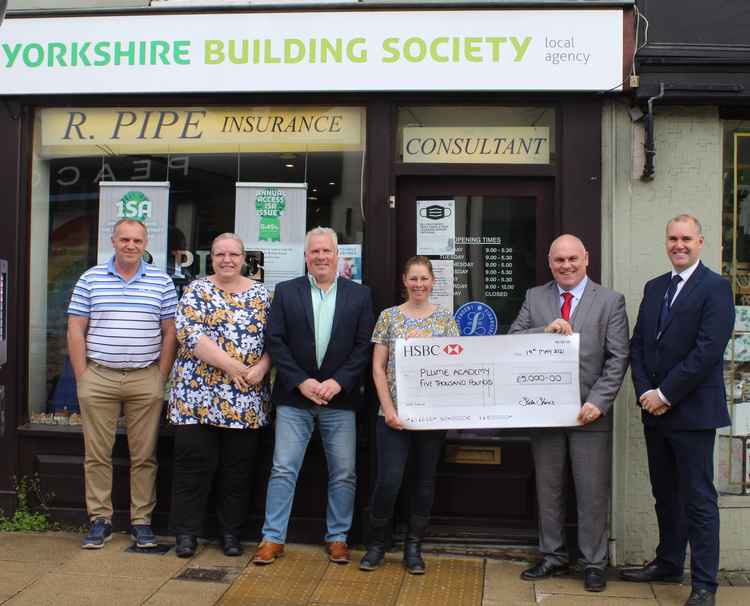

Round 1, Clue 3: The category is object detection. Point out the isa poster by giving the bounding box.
[235,182,307,291]
[98,182,170,270]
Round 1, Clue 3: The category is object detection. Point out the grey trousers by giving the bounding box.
[531,430,611,569]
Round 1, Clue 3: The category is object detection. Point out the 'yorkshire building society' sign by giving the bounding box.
[404,127,550,164]
[0,11,623,94]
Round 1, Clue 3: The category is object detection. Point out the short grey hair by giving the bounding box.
[211,232,245,255]
[111,218,147,239]
[304,226,338,251]
[667,213,703,234]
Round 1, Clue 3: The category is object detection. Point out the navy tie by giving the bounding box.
[657,274,682,338]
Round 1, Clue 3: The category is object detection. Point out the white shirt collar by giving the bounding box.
[557,275,588,300]
[671,259,700,282]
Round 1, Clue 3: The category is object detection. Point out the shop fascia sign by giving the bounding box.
[39,106,364,157]
[1,10,623,94]
[403,127,550,164]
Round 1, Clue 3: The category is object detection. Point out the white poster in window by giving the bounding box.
[337,244,362,284]
[235,182,307,291]
[430,259,454,313]
[98,182,170,270]
[417,200,455,256]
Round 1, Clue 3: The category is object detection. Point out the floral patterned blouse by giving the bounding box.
[371,305,459,414]
[169,278,271,429]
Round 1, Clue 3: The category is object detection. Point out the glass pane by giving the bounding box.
[719,123,750,495]
[448,195,536,334]
[29,106,365,425]
[434,194,538,442]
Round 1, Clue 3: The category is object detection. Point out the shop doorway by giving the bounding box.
[395,175,555,544]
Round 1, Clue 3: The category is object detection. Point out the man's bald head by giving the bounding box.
[548,234,589,290]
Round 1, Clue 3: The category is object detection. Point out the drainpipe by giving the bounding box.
[640,83,665,181]
[604,101,619,566]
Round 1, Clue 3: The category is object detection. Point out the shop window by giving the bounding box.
[29,106,366,426]
[396,105,556,165]
[720,122,750,495]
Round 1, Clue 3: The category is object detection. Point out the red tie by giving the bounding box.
[561,292,573,321]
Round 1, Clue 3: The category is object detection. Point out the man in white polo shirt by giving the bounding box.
[67,219,177,549]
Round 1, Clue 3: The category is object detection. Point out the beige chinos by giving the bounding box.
[77,362,164,524]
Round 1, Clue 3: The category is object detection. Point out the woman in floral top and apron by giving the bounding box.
[360,256,458,575]
[169,233,271,558]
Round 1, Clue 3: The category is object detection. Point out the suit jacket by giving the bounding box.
[509,279,630,431]
[629,261,733,430]
[268,275,374,410]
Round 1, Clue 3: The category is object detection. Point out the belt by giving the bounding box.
[90,361,155,372]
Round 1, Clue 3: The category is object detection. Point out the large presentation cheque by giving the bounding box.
[395,334,581,430]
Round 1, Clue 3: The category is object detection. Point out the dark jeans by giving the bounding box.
[645,426,719,593]
[171,423,259,537]
[370,416,446,520]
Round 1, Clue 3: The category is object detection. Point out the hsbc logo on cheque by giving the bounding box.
[402,343,465,357]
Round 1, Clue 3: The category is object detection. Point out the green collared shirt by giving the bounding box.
[308,274,338,368]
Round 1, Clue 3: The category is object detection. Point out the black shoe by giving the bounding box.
[403,514,429,575]
[222,534,243,557]
[684,588,715,606]
[520,558,569,580]
[360,515,389,571]
[620,559,684,583]
[175,534,197,558]
[584,567,607,592]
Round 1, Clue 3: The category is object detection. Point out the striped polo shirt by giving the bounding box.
[67,257,178,369]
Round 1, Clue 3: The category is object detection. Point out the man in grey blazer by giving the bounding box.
[509,234,629,592]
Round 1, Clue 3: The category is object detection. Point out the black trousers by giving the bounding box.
[645,426,719,593]
[370,416,446,520]
[171,423,260,537]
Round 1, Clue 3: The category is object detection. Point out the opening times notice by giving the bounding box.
[483,244,515,299]
[444,237,516,300]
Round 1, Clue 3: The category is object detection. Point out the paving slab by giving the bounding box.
[56,534,189,579]
[531,596,657,605]
[0,561,57,602]
[535,576,656,599]
[240,557,328,581]
[652,585,749,606]
[143,579,230,606]
[396,557,484,606]
[310,579,402,605]
[321,554,404,584]
[189,543,252,569]
[483,560,535,605]
[651,584,692,606]
[221,558,327,604]
[2,572,164,606]
[0,532,82,564]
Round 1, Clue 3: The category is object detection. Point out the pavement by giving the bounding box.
[0,531,749,605]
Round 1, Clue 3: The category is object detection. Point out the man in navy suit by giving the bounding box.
[624,214,734,606]
[253,227,373,566]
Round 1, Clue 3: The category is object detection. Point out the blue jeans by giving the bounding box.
[261,405,356,543]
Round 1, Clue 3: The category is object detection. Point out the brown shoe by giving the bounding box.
[325,541,350,564]
[253,541,284,565]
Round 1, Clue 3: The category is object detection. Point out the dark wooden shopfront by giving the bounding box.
[0,88,604,546]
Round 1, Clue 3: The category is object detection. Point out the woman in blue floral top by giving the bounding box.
[360,256,458,575]
[169,233,271,559]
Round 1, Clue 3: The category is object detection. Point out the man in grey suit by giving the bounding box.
[509,234,629,592]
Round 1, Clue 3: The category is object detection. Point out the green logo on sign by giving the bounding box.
[255,188,287,242]
[117,191,152,221]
